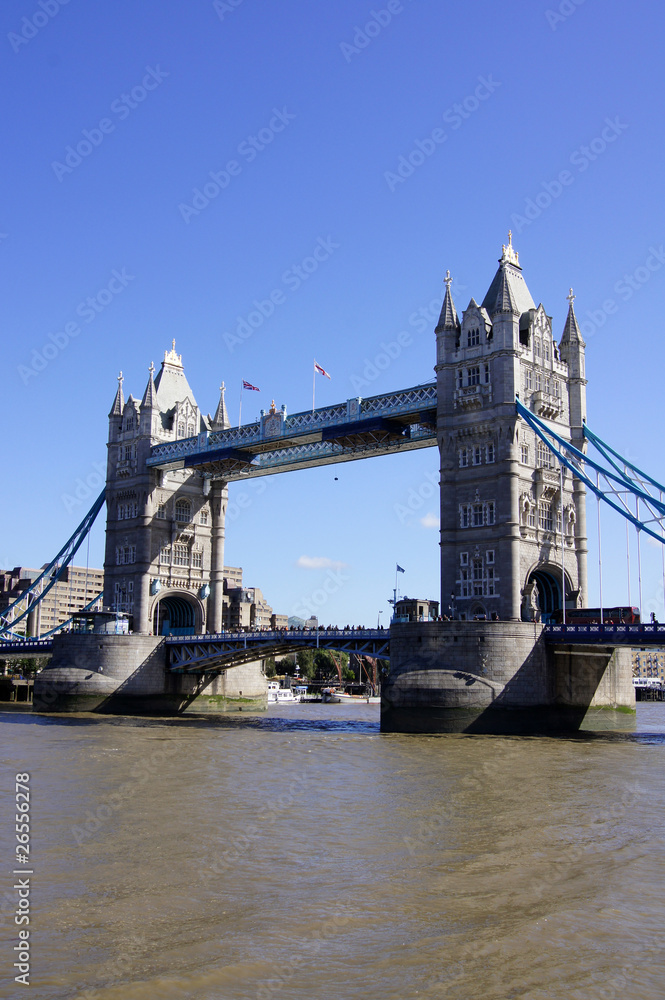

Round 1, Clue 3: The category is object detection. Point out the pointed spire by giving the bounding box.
[141,361,157,409]
[490,267,520,314]
[211,381,230,430]
[109,371,124,416]
[435,270,461,332]
[560,288,585,350]
[482,234,535,316]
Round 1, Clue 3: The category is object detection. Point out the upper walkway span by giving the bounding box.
[145,383,437,480]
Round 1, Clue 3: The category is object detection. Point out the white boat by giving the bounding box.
[267,681,300,704]
[334,691,380,704]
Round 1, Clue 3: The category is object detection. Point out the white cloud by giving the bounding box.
[296,555,347,570]
[420,512,440,529]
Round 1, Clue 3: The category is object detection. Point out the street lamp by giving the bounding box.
[377,610,383,629]
[450,591,456,620]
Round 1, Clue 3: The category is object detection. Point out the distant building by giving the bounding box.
[0,564,104,636]
[632,648,665,681]
[221,567,286,632]
[392,597,439,622]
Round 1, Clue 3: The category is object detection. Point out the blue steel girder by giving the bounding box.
[165,629,390,673]
[515,398,665,545]
[146,384,438,481]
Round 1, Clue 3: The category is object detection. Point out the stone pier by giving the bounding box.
[33,633,268,715]
[381,622,635,734]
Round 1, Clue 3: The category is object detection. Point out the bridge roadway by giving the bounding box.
[165,628,390,673]
[3,623,665,667]
[145,382,438,479]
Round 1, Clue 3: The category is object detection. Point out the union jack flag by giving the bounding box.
[242,380,260,391]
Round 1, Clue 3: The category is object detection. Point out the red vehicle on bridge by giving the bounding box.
[550,607,640,625]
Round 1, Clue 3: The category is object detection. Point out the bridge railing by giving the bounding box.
[164,628,384,643]
[545,623,665,644]
[148,383,437,467]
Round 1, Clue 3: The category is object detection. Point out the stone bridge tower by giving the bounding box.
[104,343,229,635]
[435,237,588,622]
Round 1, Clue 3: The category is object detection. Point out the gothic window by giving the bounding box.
[486,443,495,464]
[459,567,470,598]
[484,364,490,384]
[521,444,530,465]
[535,339,541,358]
[173,543,189,567]
[472,559,483,596]
[544,376,551,394]
[525,369,533,391]
[535,372,542,392]
[457,369,464,389]
[187,423,195,437]
[461,506,470,528]
[460,552,468,566]
[177,421,185,438]
[538,501,553,532]
[156,503,167,519]
[175,499,191,523]
[473,504,483,526]
[459,448,468,468]
[160,545,171,565]
[192,548,203,569]
[485,501,495,525]
[199,507,209,525]
[537,442,552,469]
[115,545,136,565]
[527,506,536,528]
[467,327,480,347]
[125,416,134,432]
[467,366,480,386]
[486,567,495,595]
[486,550,494,564]
[124,445,133,462]
[473,446,482,466]
[554,379,560,398]
[544,341,550,361]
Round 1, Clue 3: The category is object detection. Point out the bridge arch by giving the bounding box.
[152,590,203,635]
[522,564,573,624]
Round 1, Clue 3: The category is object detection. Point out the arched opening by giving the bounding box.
[153,593,197,635]
[526,569,562,624]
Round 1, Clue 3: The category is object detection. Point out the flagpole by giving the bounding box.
[238,380,243,427]
[312,360,316,413]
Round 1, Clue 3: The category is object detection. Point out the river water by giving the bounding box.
[1,703,664,1000]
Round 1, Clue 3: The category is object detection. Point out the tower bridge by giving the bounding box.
[5,236,663,728]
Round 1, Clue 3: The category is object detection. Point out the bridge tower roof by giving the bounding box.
[482,233,536,316]
[153,340,199,412]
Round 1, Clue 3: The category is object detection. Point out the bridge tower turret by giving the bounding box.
[435,237,588,622]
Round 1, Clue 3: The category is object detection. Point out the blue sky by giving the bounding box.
[2,0,665,624]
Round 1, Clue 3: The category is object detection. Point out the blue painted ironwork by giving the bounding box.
[147,383,437,479]
[515,398,665,544]
[166,628,390,673]
[545,623,665,645]
[0,490,106,638]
